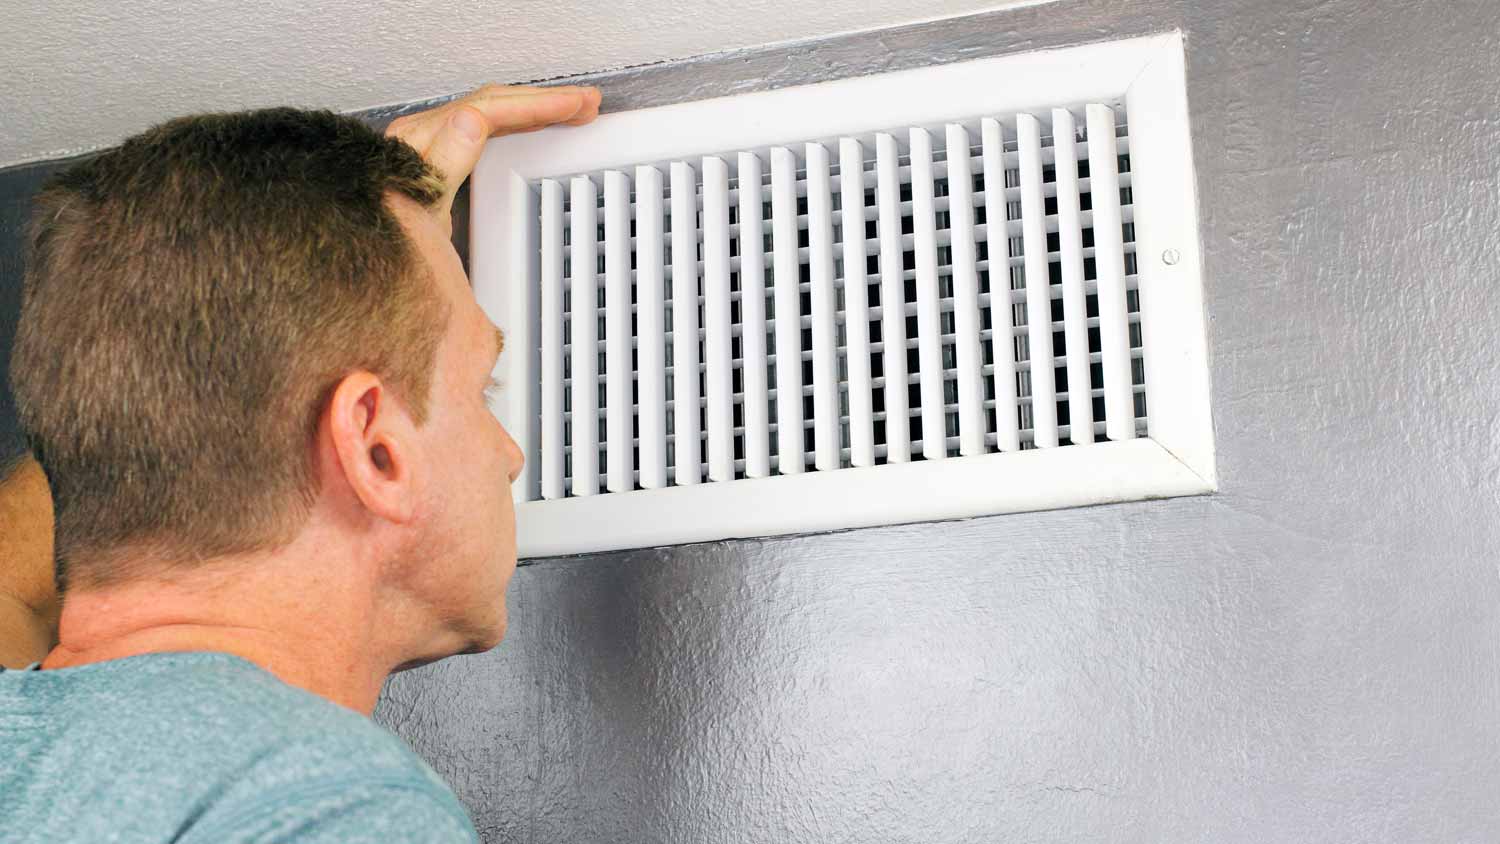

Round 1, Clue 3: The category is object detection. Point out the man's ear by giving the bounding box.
[323,371,419,524]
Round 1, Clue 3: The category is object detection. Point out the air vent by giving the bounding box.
[472,32,1214,558]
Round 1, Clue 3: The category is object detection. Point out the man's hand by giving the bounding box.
[386,84,602,229]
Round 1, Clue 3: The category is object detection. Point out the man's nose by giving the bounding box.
[502,424,524,483]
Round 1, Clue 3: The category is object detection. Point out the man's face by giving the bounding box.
[391,195,524,654]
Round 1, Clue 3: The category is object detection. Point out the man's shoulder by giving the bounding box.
[25,650,426,772]
[0,651,473,843]
[154,653,477,843]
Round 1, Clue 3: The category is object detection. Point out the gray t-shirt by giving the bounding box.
[0,651,478,843]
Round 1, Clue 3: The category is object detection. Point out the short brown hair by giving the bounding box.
[11,108,448,590]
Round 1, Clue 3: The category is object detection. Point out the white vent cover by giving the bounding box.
[472,32,1214,558]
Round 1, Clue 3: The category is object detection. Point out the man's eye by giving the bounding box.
[484,376,503,403]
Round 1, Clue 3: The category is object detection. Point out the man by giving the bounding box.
[0,84,601,842]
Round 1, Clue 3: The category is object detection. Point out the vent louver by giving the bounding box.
[473,32,1215,558]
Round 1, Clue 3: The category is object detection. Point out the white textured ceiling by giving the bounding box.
[2,0,1045,168]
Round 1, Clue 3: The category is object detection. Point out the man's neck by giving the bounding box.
[42,544,398,714]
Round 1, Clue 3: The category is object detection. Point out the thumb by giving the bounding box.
[425,106,489,215]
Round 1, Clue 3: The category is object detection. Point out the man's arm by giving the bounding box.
[0,456,58,667]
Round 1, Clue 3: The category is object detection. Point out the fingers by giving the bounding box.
[564,90,601,126]
[422,106,490,218]
[386,85,601,151]
[384,83,602,223]
[462,85,601,135]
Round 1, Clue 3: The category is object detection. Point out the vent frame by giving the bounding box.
[471,31,1214,558]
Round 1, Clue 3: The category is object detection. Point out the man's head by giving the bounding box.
[10,107,522,653]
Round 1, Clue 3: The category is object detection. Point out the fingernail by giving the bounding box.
[451,108,485,143]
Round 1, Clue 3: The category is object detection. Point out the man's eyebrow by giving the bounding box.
[492,327,506,363]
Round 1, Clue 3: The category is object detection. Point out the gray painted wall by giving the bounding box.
[375,1,1500,841]
[2,0,1496,839]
